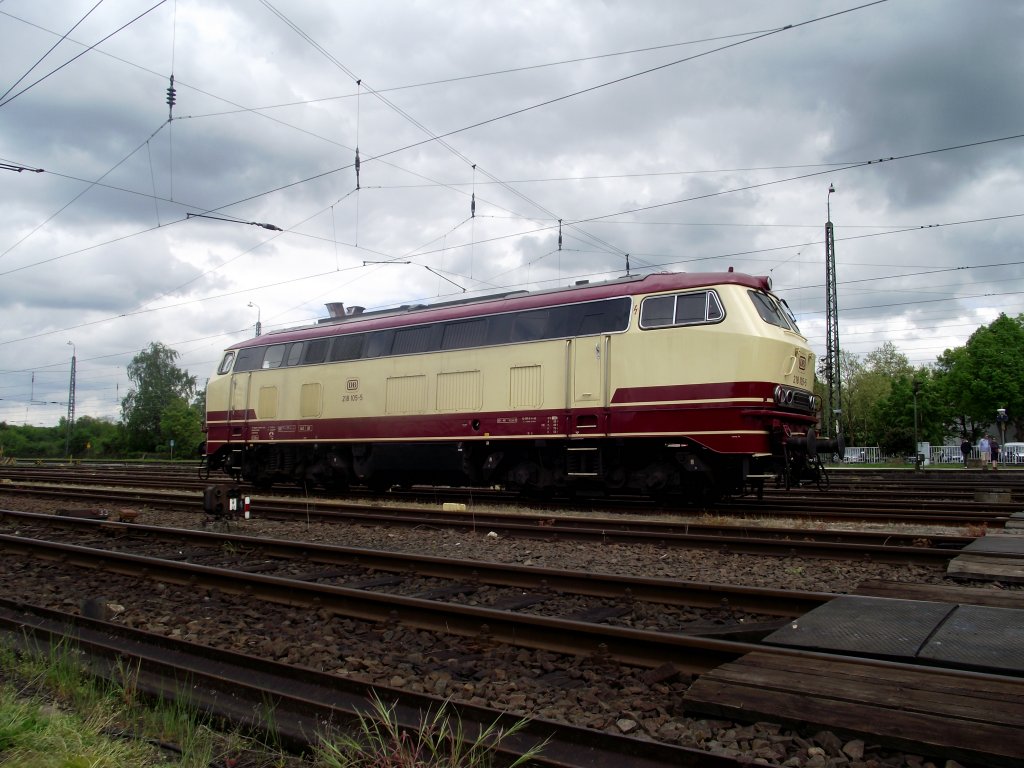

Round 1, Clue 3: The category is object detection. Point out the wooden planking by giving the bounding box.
[947,554,1024,583]
[683,652,1024,767]
[853,578,1024,608]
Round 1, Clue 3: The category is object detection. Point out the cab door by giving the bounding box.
[570,334,608,435]
[227,346,265,439]
[228,372,252,438]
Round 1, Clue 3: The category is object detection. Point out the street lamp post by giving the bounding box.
[912,380,921,470]
[996,408,1009,465]
[248,301,262,337]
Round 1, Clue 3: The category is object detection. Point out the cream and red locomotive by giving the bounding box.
[204,271,833,500]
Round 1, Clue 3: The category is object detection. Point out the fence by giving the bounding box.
[839,445,1007,464]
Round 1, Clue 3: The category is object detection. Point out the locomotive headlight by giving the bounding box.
[810,395,822,411]
[774,385,785,405]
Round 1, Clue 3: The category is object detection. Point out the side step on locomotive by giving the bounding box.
[203,271,840,502]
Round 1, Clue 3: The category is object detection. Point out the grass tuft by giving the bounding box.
[316,691,546,768]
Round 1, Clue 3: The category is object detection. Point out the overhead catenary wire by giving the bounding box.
[0,0,169,109]
[0,0,105,104]
[4,2,1021,381]
[0,0,897,279]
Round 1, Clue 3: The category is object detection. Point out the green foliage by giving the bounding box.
[121,342,197,452]
[67,416,125,457]
[929,314,1024,441]
[0,422,64,458]
[835,316,1024,449]
[159,397,204,459]
[0,418,124,460]
[0,639,289,768]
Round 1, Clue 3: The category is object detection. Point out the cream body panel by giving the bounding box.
[234,337,574,424]
[608,284,813,401]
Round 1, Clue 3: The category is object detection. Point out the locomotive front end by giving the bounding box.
[742,285,842,489]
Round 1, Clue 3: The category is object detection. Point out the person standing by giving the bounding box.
[991,436,1000,469]
[979,435,991,469]
[960,437,972,466]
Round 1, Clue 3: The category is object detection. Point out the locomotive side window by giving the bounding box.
[365,330,394,358]
[262,344,288,369]
[442,319,487,350]
[284,343,304,367]
[707,293,724,321]
[640,296,675,327]
[217,351,236,375]
[329,334,364,361]
[485,314,515,346]
[393,324,438,355]
[640,291,722,329]
[230,296,636,370]
[233,346,265,372]
[511,309,549,342]
[674,293,708,324]
[301,338,330,365]
[574,297,630,334]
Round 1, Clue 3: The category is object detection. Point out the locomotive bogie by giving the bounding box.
[204,272,822,500]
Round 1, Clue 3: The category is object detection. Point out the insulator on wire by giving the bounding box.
[354,146,361,190]
[470,192,475,218]
[165,74,176,116]
[558,219,562,250]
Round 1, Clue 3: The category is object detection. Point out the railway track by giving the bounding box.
[0,509,830,626]
[2,460,1024,520]
[0,484,973,563]
[0,599,748,768]
[0,525,816,670]
[2,523,1021,767]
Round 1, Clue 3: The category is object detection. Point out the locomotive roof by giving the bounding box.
[228,270,772,350]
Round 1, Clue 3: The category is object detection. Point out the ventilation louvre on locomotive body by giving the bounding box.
[203,271,834,501]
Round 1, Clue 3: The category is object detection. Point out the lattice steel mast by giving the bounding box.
[65,342,76,456]
[824,185,841,439]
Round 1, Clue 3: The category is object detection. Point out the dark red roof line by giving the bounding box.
[229,271,770,350]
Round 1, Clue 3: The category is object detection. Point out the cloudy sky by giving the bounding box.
[1,0,1022,429]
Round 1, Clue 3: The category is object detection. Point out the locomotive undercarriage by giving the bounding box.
[206,431,828,503]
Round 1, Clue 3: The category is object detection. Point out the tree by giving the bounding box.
[873,371,943,456]
[963,314,1024,438]
[933,346,985,441]
[160,396,204,459]
[121,343,197,452]
[838,343,913,446]
[933,314,1024,441]
[864,341,913,379]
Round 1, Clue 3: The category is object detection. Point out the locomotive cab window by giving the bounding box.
[640,291,723,329]
[233,346,265,372]
[674,293,709,324]
[217,351,236,375]
[749,291,798,331]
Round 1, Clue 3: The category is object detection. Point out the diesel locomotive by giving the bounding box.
[203,271,837,501]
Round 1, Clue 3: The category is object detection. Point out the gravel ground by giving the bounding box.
[0,492,983,768]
